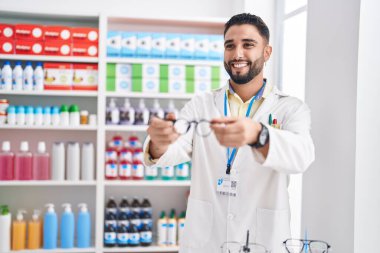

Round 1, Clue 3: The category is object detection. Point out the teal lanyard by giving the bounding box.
[224,80,266,174]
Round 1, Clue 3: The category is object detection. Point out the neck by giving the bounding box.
[229,73,264,102]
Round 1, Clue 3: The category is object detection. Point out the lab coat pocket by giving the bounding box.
[181,198,213,249]
[256,208,290,253]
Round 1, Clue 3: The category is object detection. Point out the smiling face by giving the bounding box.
[224,24,272,85]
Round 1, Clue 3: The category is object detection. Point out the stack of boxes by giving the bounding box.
[0,23,98,57]
[106,63,229,94]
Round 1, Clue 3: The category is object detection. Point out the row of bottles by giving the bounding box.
[0,203,91,251]
[104,197,152,247]
[0,61,44,91]
[157,209,186,246]
[0,141,95,181]
[106,98,179,125]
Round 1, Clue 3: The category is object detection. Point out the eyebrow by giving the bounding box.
[224,38,258,45]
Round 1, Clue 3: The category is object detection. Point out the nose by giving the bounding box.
[233,45,244,60]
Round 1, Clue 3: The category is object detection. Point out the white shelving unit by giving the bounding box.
[0,9,225,253]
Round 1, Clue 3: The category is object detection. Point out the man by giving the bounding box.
[144,13,315,253]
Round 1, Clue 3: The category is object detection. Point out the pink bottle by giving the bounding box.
[14,141,33,180]
[0,141,14,180]
[33,141,50,180]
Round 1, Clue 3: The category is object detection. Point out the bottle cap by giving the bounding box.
[26,61,32,66]
[139,99,145,109]
[43,106,51,114]
[60,104,69,113]
[0,205,10,215]
[69,104,80,113]
[26,106,34,114]
[52,106,60,114]
[80,110,89,116]
[37,141,46,153]
[20,141,29,152]
[4,61,10,65]
[36,62,43,67]
[109,98,116,108]
[34,106,43,114]
[153,99,160,109]
[124,98,131,107]
[78,203,88,212]
[16,106,25,114]
[32,210,41,221]
[16,209,27,221]
[62,203,72,212]
[15,61,22,66]
[7,106,15,114]
[2,141,10,152]
[45,203,55,212]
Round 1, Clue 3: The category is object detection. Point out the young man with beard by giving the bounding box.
[143,13,315,253]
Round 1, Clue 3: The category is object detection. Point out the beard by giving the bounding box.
[224,55,265,85]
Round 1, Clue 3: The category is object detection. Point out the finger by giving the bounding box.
[149,117,174,128]
[165,112,177,121]
[151,133,179,145]
[211,117,238,125]
[148,126,176,136]
[211,123,242,135]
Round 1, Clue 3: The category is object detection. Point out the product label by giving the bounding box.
[105,220,117,228]
[120,150,132,161]
[117,220,130,227]
[129,233,140,245]
[117,233,129,245]
[145,166,158,177]
[133,151,143,163]
[140,231,153,243]
[132,164,144,178]
[131,219,141,228]
[105,150,117,161]
[176,164,189,178]
[104,232,116,244]
[106,208,118,214]
[120,207,130,214]
[119,163,132,177]
[162,166,174,177]
[106,163,118,178]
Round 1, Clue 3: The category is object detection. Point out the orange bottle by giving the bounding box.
[12,210,27,250]
[28,210,42,249]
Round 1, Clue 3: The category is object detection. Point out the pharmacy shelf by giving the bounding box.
[104,180,191,187]
[105,92,193,100]
[0,125,97,131]
[7,247,96,253]
[105,125,148,132]
[102,246,179,252]
[106,57,222,66]
[0,181,97,186]
[0,90,98,97]
[0,54,98,63]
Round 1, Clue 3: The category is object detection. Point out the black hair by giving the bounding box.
[224,13,270,43]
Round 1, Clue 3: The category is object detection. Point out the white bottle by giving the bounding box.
[81,142,94,181]
[51,142,65,181]
[23,62,34,91]
[157,211,168,246]
[149,99,164,119]
[6,106,16,125]
[135,99,149,125]
[0,205,12,252]
[43,106,51,126]
[25,106,34,126]
[12,61,23,91]
[34,62,44,91]
[51,106,60,126]
[165,100,179,119]
[167,210,177,246]
[1,61,12,91]
[106,98,120,125]
[119,98,135,125]
[67,142,80,181]
[16,106,25,125]
[34,106,43,126]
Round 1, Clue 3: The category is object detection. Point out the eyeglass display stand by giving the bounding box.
[242,230,251,253]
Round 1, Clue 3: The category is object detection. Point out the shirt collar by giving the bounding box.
[226,79,272,104]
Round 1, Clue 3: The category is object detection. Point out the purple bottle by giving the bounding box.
[33,141,50,180]
[0,141,14,180]
[14,141,33,180]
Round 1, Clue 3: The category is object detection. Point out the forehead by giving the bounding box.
[224,24,264,43]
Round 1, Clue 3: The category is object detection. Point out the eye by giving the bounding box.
[225,44,234,49]
[244,43,255,48]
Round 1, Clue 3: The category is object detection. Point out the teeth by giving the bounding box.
[232,63,248,68]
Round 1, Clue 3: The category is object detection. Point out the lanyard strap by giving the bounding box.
[224,80,266,174]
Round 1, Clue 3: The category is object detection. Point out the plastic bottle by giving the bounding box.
[106,98,120,125]
[0,205,12,252]
[12,61,23,91]
[43,106,51,126]
[28,210,42,249]
[119,197,130,215]
[61,203,75,248]
[167,209,177,246]
[161,166,175,180]
[34,106,43,126]
[165,100,179,119]
[129,211,141,230]
[105,145,118,162]
[131,197,141,216]
[1,61,12,91]
[128,135,140,149]
[25,106,34,126]
[0,141,14,180]
[12,209,27,250]
[77,203,91,248]
[119,144,133,163]
[177,211,186,245]
[104,212,117,229]
[43,204,58,249]
[33,141,50,180]
[51,142,65,180]
[145,165,159,180]
[119,160,132,180]
[149,99,164,120]
[140,223,153,247]
[105,160,118,180]
[134,99,149,125]
[67,142,80,181]
[16,105,25,125]
[117,211,129,228]
[104,224,116,247]
[6,106,16,125]
[81,142,94,181]
[157,211,168,246]
[128,224,140,247]
[106,197,118,215]
[69,104,80,126]
[60,104,70,126]
[80,110,89,125]
[51,106,60,126]
[141,198,152,215]
[117,224,129,247]
[132,146,144,180]
[33,62,44,91]
[176,162,190,180]
[141,211,153,230]
[120,98,135,125]
[23,61,34,91]
[14,141,33,180]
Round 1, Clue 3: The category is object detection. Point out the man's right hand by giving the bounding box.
[147,113,179,159]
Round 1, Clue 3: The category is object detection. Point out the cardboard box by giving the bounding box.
[142,63,159,78]
[44,40,71,56]
[194,79,211,94]
[116,63,132,78]
[194,35,209,59]
[106,77,116,91]
[44,26,72,41]
[208,35,224,60]
[142,77,159,93]
[116,76,132,92]
[151,33,165,58]
[194,66,211,80]
[180,34,195,59]
[107,31,121,57]
[15,24,44,41]
[168,79,186,94]
[15,40,43,55]
[165,34,180,58]
[168,64,186,80]
[72,64,98,91]
[0,24,14,39]
[121,32,137,57]
[136,33,151,58]
[44,62,73,90]
[0,39,14,54]
[107,64,116,78]
[72,42,98,57]
[71,27,98,44]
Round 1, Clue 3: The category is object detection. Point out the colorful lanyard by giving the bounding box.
[224,80,266,174]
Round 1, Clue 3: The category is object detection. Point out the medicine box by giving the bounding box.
[121,32,137,57]
[168,79,186,94]
[0,24,14,39]
[15,40,43,55]
[72,63,98,91]
[44,26,72,41]
[194,35,209,59]
[165,33,180,58]
[194,79,211,94]
[116,77,132,92]
[15,24,44,41]
[142,77,159,93]
[194,66,211,80]
[44,62,73,90]
[72,42,98,57]
[151,33,166,58]
[71,27,99,44]
[208,35,224,60]
[142,63,160,78]
[44,40,71,56]
[0,39,14,54]
[168,64,186,80]
[180,34,195,59]
[116,63,132,78]
[137,33,152,58]
[107,31,122,57]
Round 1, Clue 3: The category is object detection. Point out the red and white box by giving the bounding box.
[0,39,14,54]
[15,24,44,41]
[72,64,98,91]
[44,26,72,41]
[72,27,98,44]
[0,24,14,39]
[44,62,73,90]
[72,42,98,57]
[15,40,43,55]
[44,40,71,56]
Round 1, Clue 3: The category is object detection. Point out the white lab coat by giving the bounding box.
[143,84,315,253]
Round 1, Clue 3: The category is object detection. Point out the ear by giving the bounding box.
[264,45,272,62]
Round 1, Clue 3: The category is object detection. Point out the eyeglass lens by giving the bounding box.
[285,240,329,253]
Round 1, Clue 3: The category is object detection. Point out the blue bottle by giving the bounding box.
[43,204,58,249]
[77,203,91,248]
[104,224,116,247]
[117,224,129,247]
[128,224,140,247]
[61,203,74,248]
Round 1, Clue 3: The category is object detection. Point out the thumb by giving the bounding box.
[165,112,177,121]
